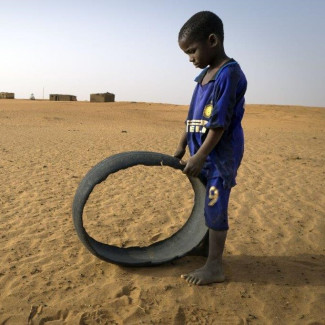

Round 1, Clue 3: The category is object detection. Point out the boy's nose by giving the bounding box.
[189,56,194,62]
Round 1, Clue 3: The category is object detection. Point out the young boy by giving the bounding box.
[174,11,247,285]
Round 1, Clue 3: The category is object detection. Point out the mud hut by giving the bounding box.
[90,92,115,102]
[49,94,77,101]
[0,92,15,99]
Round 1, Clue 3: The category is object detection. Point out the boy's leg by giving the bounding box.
[181,177,230,285]
[181,229,227,285]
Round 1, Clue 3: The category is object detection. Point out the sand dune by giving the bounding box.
[0,100,324,324]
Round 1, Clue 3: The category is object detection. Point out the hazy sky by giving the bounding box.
[1,0,324,107]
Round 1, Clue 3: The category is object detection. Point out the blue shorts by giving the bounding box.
[204,177,231,231]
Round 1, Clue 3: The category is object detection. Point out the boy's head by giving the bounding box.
[178,11,225,69]
[178,11,224,45]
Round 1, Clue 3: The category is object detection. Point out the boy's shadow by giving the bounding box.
[124,254,325,287]
[222,254,325,286]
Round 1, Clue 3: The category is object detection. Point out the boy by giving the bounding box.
[174,11,247,285]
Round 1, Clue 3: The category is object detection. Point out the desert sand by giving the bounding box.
[0,99,324,324]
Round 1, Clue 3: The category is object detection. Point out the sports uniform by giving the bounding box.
[186,59,247,230]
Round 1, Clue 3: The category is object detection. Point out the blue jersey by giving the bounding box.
[186,59,247,189]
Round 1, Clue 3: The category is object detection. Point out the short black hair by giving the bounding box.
[178,11,224,44]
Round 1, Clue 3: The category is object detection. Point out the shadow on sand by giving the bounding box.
[123,254,325,287]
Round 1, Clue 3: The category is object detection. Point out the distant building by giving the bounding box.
[49,94,77,101]
[0,92,15,99]
[90,92,115,102]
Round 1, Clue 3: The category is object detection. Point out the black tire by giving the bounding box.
[72,151,207,266]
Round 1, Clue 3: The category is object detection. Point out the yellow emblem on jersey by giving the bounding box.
[203,103,213,118]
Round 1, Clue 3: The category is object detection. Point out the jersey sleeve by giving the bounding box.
[206,67,241,130]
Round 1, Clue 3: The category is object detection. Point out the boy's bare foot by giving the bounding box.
[183,229,227,285]
[181,259,225,285]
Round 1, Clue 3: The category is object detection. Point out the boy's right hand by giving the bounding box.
[173,147,186,160]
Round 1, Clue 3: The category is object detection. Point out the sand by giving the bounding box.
[0,99,324,324]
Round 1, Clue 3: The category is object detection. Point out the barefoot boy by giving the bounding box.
[174,11,247,285]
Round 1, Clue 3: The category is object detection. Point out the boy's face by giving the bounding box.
[179,35,217,69]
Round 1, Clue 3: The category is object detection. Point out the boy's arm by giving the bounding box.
[174,130,187,159]
[183,127,224,177]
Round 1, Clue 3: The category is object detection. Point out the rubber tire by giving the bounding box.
[72,151,207,266]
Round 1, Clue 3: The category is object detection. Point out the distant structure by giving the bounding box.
[30,93,35,100]
[49,94,77,101]
[90,92,115,102]
[0,92,15,99]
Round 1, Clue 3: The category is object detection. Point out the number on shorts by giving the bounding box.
[208,186,219,206]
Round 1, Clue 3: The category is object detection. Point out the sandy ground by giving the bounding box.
[0,99,324,324]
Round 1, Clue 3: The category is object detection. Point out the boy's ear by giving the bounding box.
[208,33,219,47]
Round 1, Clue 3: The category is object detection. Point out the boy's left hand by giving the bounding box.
[182,153,206,177]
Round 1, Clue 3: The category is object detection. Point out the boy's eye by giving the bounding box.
[187,49,196,54]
